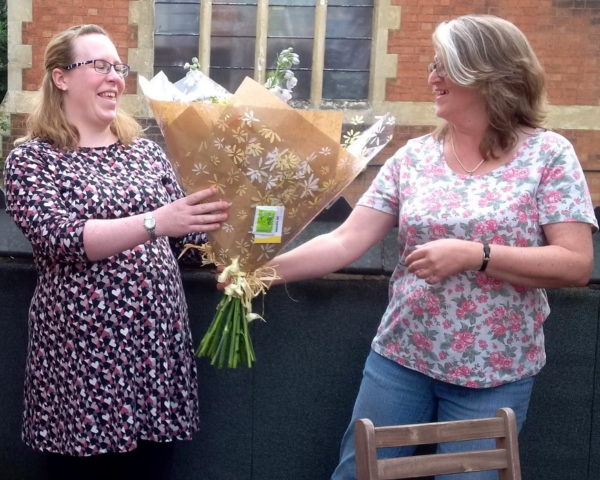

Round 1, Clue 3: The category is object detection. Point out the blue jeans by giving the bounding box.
[331,350,535,480]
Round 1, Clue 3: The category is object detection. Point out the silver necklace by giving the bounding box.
[450,134,485,176]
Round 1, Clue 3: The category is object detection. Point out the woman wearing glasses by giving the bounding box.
[265,15,597,479]
[3,25,230,479]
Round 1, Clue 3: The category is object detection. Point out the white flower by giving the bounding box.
[264,174,282,190]
[295,160,313,179]
[264,47,300,104]
[264,148,281,171]
[286,76,298,90]
[247,166,267,183]
[268,85,292,103]
[213,137,225,149]
[241,110,259,127]
[299,173,320,198]
[183,57,200,71]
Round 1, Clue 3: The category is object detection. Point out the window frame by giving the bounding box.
[153,0,380,107]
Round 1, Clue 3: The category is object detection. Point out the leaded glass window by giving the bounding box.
[153,0,374,104]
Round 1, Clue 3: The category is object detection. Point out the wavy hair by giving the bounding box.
[432,15,547,159]
[16,24,142,148]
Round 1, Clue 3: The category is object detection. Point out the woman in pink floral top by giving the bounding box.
[270,15,597,480]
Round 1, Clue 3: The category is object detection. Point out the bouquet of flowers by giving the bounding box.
[139,53,394,368]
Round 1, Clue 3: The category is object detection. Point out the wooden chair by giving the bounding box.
[355,407,521,480]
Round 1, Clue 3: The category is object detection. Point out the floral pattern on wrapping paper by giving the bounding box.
[174,103,369,271]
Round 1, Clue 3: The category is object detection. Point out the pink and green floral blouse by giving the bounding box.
[358,130,597,388]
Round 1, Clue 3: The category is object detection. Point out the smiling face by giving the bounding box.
[52,33,125,142]
[428,57,487,129]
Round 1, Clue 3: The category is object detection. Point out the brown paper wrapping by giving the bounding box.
[147,76,392,272]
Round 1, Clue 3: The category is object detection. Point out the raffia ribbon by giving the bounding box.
[179,243,279,322]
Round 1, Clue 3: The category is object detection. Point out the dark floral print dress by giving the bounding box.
[4,137,202,455]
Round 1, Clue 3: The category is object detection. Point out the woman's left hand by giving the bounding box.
[215,264,230,291]
[405,239,481,284]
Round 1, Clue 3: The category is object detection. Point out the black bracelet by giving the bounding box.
[479,241,491,272]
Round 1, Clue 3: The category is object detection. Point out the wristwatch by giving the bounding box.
[143,212,157,242]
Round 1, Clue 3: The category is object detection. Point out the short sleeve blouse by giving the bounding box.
[357,130,597,388]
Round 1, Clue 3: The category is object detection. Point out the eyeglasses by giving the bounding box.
[427,59,447,78]
[62,59,130,78]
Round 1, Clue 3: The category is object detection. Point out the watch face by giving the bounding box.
[144,212,156,228]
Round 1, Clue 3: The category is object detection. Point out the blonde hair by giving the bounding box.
[432,15,546,159]
[17,24,142,148]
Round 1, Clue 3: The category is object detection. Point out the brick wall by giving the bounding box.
[379,0,600,204]
[2,114,27,155]
[20,0,138,94]
[387,0,600,105]
[2,114,164,156]
[5,0,600,204]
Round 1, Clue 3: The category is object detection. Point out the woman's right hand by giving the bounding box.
[154,187,231,238]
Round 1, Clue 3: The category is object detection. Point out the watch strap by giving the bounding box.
[479,241,490,272]
[144,212,157,242]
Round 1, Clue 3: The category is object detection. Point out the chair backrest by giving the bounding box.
[354,407,521,480]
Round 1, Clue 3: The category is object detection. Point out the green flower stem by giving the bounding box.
[236,298,247,367]
[196,298,224,357]
[212,299,229,350]
[241,309,256,367]
[216,298,236,367]
[228,298,240,367]
[198,296,231,358]
[197,295,257,368]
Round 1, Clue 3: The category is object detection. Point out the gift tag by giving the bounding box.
[252,206,284,243]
